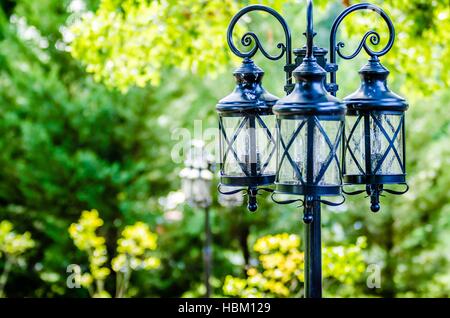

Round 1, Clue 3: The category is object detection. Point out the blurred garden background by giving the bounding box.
[0,0,449,298]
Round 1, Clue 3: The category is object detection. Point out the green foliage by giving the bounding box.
[223,234,367,297]
[389,90,450,297]
[0,220,35,297]
[68,209,160,297]
[0,220,35,257]
[68,0,449,96]
[68,0,324,91]
[69,0,240,91]
[69,209,112,296]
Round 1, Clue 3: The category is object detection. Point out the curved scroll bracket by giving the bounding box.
[303,195,346,224]
[271,192,345,224]
[227,4,292,85]
[227,5,292,62]
[328,3,395,95]
[217,184,245,195]
[330,3,395,60]
[343,183,408,213]
[218,184,273,212]
[271,192,304,206]
[383,183,409,195]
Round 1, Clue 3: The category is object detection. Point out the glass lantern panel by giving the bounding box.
[344,115,365,175]
[220,116,245,177]
[277,119,307,184]
[312,119,342,186]
[370,114,403,175]
[256,115,276,176]
[395,119,404,169]
[220,114,276,177]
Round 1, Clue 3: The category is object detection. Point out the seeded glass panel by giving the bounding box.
[313,120,341,185]
[345,115,365,175]
[277,119,307,185]
[370,114,403,175]
[256,115,276,176]
[221,115,276,177]
[221,116,245,176]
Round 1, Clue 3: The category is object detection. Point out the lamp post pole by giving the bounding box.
[304,198,322,298]
[219,0,408,298]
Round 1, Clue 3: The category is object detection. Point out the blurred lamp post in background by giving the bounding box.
[179,140,214,297]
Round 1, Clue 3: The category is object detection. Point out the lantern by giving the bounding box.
[216,58,278,211]
[273,56,346,220]
[343,58,408,212]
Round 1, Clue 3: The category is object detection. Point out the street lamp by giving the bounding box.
[179,140,213,297]
[218,1,409,298]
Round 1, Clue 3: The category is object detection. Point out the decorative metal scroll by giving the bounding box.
[329,3,396,95]
[227,4,292,85]
[218,184,273,212]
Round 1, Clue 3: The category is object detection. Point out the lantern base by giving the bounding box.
[344,174,405,185]
[274,183,341,196]
[220,174,275,187]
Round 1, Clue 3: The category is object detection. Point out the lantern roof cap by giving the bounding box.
[273,58,345,116]
[232,57,264,75]
[344,58,408,111]
[216,58,278,114]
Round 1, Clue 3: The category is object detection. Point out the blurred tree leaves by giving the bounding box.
[68,0,449,96]
[68,0,240,91]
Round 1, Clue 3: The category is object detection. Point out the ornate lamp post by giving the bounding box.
[179,140,214,297]
[217,1,408,298]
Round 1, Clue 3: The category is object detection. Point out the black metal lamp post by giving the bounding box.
[272,7,346,297]
[217,0,409,298]
[179,140,214,297]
